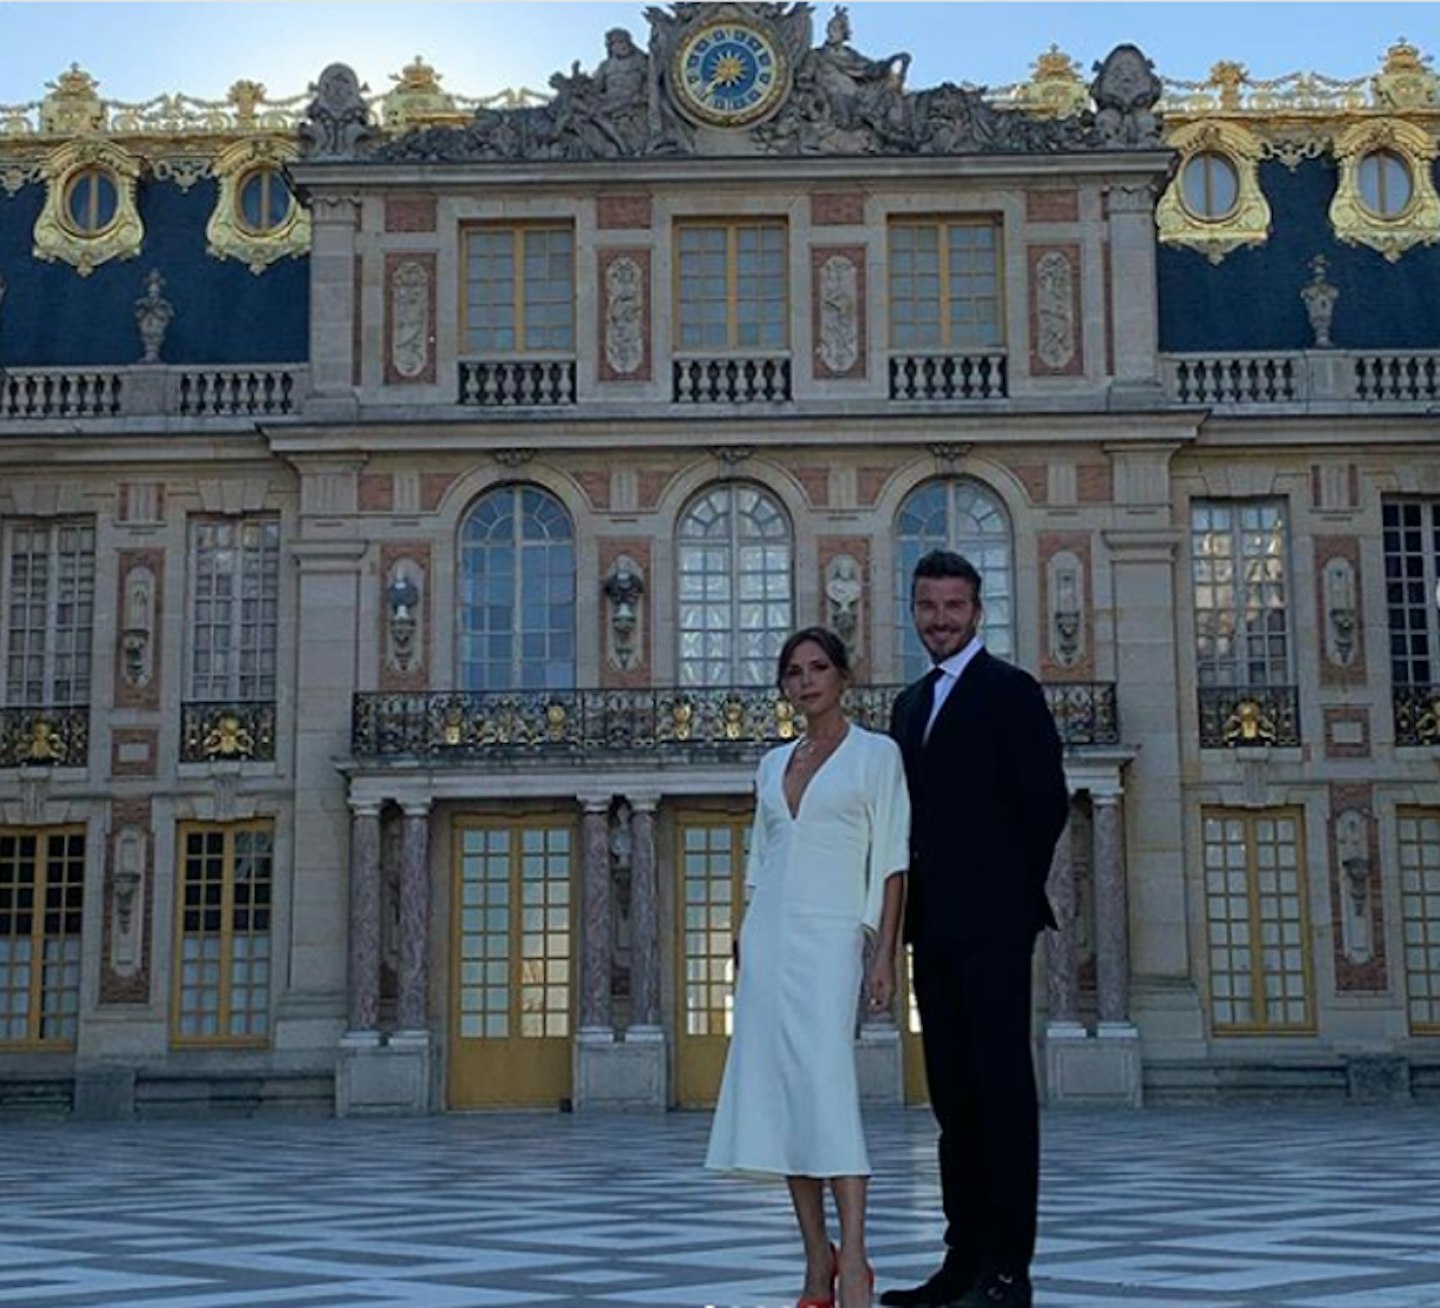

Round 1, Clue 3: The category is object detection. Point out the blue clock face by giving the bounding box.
[674,22,788,126]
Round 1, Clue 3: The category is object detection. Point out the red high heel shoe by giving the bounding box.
[796,1242,839,1308]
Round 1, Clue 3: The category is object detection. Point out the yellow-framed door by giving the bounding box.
[899,945,931,1104]
[674,809,750,1108]
[448,815,575,1109]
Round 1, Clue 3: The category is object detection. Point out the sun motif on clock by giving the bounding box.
[672,20,790,128]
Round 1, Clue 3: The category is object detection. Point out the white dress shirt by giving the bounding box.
[923,636,985,741]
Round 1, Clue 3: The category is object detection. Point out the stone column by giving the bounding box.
[628,796,661,1032]
[1094,792,1130,1028]
[396,802,431,1033]
[578,797,613,1033]
[1044,803,1082,1032]
[1106,182,1162,399]
[347,801,382,1037]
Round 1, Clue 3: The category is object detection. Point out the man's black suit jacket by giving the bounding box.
[889,647,1070,947]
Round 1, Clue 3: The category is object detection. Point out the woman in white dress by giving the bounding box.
[706,627,910,1308]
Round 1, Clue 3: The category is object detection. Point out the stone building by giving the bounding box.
[0,5,1437,1116]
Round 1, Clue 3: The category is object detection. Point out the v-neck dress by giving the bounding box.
[705,725,910,1177]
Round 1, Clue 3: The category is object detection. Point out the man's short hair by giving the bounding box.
[911,549,983,603]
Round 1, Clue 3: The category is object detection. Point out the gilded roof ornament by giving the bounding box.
[1017,46,1089,119]
[228,80,267,127]
[1373,38,1439,109]
[1208,62,1248,112]
[40,64,104,135]
[382,56,466,129]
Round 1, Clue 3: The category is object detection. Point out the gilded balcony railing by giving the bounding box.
[1394,685,1440,747]
[180,702,277,763]
[0,706,90,768]
[1197,685,1301,748]
[351,682,1119,762]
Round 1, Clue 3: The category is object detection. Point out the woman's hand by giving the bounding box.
[866,955,895,1012]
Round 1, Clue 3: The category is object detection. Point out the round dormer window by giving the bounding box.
[1357,149,1412,218]
[1180,151,1240,221]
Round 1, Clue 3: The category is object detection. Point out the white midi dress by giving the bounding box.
[705,725,910,1178]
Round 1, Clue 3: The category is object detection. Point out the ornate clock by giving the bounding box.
[672,19,790,128]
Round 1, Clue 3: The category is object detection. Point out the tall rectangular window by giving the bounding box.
[1383,501,1440,687]
[1191,500,1291,686]
[2,520,94,707]
[464,226,574,355]
[1202,808,1313,1034]
[173,822,272,1044]
[187,518,280,703]
[888,219,1001,350]
[1400,810,1440,1034]
[676,221,787,351]
[0,827,84,1047]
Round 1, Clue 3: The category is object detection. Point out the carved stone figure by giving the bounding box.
[133,268,173,364]
[604,556,646,671]
[390,260,431,379]
[1301,254,1340,348]
[369,10,1159,164]
[1035,250,1077,370]
[604,256,646,377]
[817,253,859,374]
[1091,44,1163,148]
[812,6,910,131]
[825,553,863,653]
[299,63,378,159]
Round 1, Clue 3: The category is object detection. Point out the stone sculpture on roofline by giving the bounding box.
[299,3,1163,163]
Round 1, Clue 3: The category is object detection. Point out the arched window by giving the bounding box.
[677,483,792,687]
[457,486,575,691]
[894,478,1014,680]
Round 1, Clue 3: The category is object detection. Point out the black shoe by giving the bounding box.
[879,1263,977,1307]
[948,1270,1032,1308]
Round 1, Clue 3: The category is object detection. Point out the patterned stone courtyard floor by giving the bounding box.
[1,1104,1438,1307]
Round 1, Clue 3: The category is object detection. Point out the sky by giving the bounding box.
[0,2,1432,109]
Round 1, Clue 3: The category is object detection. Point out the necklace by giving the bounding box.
[797,726,847,757]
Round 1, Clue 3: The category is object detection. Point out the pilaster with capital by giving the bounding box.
[579,798,614,1033]
[396,803,431,1033]
[1106,182,1161,393]
[308,193,361,399]
[1093,793,1130,1026]
[347,803,382,1034]
[628,797,661,1030]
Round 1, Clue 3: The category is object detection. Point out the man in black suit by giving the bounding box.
[882,550,1069,1308]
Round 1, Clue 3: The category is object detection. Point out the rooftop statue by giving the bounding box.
[357,3,1163,164]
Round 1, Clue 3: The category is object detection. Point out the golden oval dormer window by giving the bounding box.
[1357,149,1412,219]
[1180,151,1241,221]
[235,166,295,236]
[61,165,120,236]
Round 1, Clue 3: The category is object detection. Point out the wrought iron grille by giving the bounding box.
[351,682,1119,762]
[1197,685,1301,748]
[1394,685,1440,747]
[180,702,277,763]
[0,706,90,767]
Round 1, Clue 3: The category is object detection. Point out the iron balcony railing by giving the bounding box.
[1197,684,1301,749]
[179,702,278,763]
[1394,685,1440,748]
[0,706,90,768]
[351,682,1119,762]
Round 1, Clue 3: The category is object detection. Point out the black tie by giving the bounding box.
[914,665,945,748]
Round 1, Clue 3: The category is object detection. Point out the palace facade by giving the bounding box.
[2,4,1438,1116]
